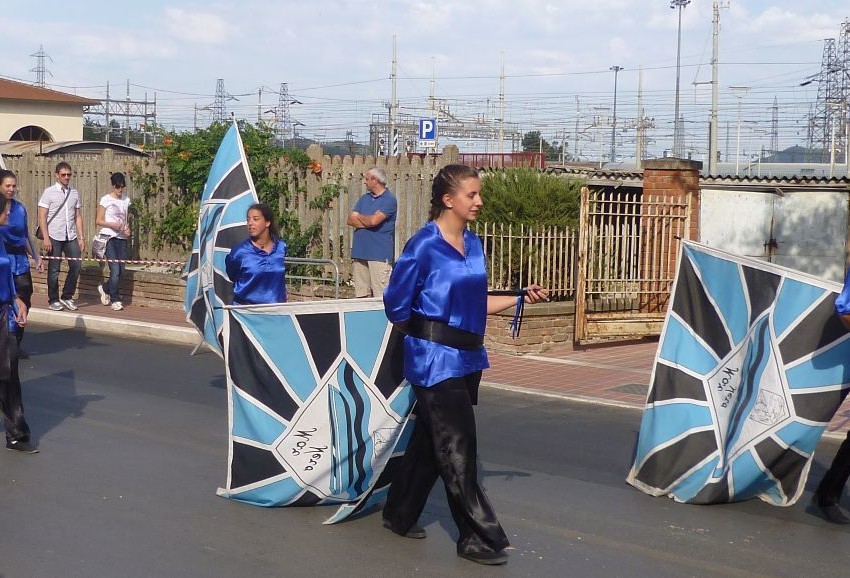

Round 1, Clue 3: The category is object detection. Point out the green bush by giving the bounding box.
[479,168,582,228]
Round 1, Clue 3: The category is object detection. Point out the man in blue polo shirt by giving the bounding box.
[347,167,396,297]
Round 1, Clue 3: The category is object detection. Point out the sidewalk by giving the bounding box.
[28,298,850,438]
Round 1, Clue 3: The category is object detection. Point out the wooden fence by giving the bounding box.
[3,146,580,296]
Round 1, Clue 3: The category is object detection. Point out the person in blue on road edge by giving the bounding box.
[347,167,396,297]
[37,161,85,312]
[225,203,287,305]
[0,193,37,453]
[95,172,132,311]
[381,164,548,566]
[0,170,43,356]
[813,268,850,524]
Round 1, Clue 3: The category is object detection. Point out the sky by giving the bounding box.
[2,1,848,162]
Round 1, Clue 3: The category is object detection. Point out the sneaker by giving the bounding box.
[111,301,124,311]
[58,298,78,311]
[98,284,110,306]
[48,301,63,311]
[6,440,39,454]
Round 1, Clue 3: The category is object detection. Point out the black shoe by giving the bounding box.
[5,440,39,454]
[458,550,509,565]
[18,349,29,359]
[382,518,427,539]
[816,502,850,524]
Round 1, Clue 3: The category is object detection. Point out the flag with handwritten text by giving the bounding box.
[216,298,414,523]
[627,241,850,506]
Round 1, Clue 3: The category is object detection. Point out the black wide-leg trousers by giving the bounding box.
[383,371,509,555]
[0,329,29,444]
[816,431,850,505]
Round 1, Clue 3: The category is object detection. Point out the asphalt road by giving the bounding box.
[2,326,849,577]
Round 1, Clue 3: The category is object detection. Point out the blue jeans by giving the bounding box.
[104,237,127,302]
[47,238,82,303]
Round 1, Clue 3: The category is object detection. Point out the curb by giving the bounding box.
[29,308,199,347]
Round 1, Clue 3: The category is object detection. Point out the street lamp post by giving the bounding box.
[610,65,622,162]
[671,0,691,158]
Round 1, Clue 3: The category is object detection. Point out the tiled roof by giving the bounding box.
[0,77,99,105]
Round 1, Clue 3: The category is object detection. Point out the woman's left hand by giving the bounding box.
[14,299,27,327]
[524,284,549,304]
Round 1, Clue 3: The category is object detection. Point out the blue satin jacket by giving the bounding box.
[225,238,287,305]
[383,221,489,387]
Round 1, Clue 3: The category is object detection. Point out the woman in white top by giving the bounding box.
[95,172,131,311]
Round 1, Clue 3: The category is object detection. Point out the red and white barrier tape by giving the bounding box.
[37,255,185,266]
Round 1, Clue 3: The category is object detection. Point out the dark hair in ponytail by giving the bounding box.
[428,164,479,221]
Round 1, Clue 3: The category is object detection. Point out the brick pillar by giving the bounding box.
[639,158,702,312]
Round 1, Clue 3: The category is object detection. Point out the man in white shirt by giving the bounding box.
[37,162,85,311]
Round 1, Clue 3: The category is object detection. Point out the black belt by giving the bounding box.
[4,244,26,255]
[406,314,484,351]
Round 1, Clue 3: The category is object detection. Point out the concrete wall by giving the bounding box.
[0,100,85,141]
[699,187,848,282]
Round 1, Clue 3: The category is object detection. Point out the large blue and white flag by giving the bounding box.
[183,122,258,356]
[627,241,850,506]
[216,298,415,523]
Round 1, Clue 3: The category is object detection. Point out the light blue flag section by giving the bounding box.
[183,121,259,356]
[627,241,850,506]
[216,298,413,523]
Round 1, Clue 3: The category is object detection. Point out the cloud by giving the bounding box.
[746,8,839,44]
[163,7,231,45]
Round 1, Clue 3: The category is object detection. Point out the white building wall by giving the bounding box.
[699,187,849,282]
[0,100,85,141]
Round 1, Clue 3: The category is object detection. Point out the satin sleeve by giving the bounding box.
[836,268,850,316]
[383,237,424,323]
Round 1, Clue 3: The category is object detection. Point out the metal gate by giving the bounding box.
[574,187,691,344]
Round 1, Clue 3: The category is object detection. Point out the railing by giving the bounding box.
[472,222,577,300]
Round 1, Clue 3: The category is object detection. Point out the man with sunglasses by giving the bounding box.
[37,162,85,311]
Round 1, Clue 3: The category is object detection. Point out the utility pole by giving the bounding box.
[730,86,750,176]
[574,96,581,160]
[499,52,505,160]
[257,87,263,124]
[708,1,726,174]
[125,79,130,145]
[671,0,691,158]
[610,66,622,162]
[636,68,644,167]
[389,34,398,156]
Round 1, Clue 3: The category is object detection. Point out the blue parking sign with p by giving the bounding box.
[419,118,437,140]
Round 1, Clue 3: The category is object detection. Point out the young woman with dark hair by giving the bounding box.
[225,203,287,304]
[0,170,42,354]
[0,192,36,453]
[381,164,547,565]
[95,172,131,311]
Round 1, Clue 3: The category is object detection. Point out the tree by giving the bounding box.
[129,121,314,253]
[521,131,566,161]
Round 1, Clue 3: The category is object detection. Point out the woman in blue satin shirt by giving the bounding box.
[0,170,43,352]
[225,203,287,305]
[381,164,547,566]
[0,193,36,453]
